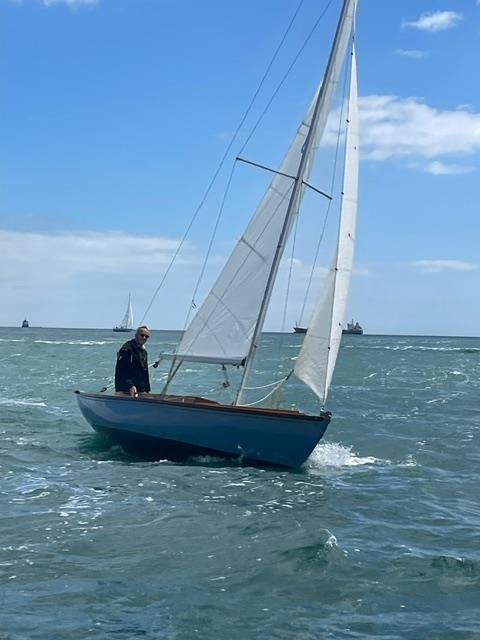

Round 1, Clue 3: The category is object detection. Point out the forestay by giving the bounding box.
[173,0,357,366]
[294,46,359,403]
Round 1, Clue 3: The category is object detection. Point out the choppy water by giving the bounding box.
[1,327,479,639]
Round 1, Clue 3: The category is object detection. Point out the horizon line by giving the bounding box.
[1,326,479,339]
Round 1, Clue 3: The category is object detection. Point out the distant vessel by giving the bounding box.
[342,319,363,335]
[295,320,363,335]
[21,319,29,328]
[294,326,307,334]
[113,294,134,333]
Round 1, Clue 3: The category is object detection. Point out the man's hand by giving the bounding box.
[129,385,138,397]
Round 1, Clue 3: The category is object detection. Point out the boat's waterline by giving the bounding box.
[75,391,330,468]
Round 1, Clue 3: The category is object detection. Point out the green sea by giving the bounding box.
[1,327,479,639]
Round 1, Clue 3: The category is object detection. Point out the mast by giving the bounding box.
[236,0,356,405]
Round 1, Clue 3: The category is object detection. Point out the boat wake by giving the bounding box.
[306,442,381,470]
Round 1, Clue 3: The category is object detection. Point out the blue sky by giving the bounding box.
[1,0,479,335]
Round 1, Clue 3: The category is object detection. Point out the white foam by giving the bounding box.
[306,442,380,469]
[0,399,47,407]
[344,344,480,352]
[34,340,111,345]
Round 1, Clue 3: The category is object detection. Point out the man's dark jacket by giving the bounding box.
[114,339,151,393]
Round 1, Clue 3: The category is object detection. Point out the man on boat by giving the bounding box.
[114,325,151,397]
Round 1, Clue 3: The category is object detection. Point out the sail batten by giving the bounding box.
[294,45,359,403]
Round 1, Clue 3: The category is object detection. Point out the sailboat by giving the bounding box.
[113,294,134,332]
[76,0,359,468]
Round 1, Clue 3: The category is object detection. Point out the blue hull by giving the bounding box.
[75,392,330,468]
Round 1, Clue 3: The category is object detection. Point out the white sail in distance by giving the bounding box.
[121,294,134,330]
[294,45,359,403]
[174,0,357,365]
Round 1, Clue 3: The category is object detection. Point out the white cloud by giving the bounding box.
[457,103,474,112]
[424,161,475,175]
[358,95,480,162]
[401,11,462,32]
[281,257,328,281]
[410,260,477,273]
[323,96,480,172]
[395,49,429,59]
[0,229,204,328]
[0,230,188,286]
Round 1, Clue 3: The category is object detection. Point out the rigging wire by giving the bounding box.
[243,372,291,391]
[141,0,340,398]
[297,37,352,327]
[171,180,296,360]
[240,375,291,407]
[140,0,308,325]
[272,208,300,389]
[281,210,300,334]
[167,0,339,362]
[182,160,238,332]
[238,0,336,157]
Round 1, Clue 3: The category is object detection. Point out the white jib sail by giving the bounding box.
[174,1,357,366]
[294,45,359,403]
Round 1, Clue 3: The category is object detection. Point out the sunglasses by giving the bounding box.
[139,333,149,339]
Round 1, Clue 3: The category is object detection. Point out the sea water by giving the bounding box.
[1,328,479,639]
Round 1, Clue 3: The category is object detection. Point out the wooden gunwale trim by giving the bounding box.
[76,391,329,422]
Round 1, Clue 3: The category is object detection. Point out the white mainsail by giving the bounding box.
[294,46,359,403]
[120,294,134,330]
[174,0,357,366]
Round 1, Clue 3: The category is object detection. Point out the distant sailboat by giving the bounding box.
[21,319,29,328]
[77,0,359,467]
[113,294,134,332]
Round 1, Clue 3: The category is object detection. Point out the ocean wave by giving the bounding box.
[397,553,480,583]
[344,344,480,353]
[0,398,47,407]
[34,340,112,345]
[279,531,343,567]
